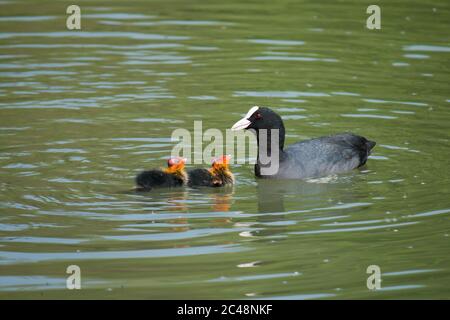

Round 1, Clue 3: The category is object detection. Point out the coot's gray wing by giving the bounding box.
[276,133,375,179]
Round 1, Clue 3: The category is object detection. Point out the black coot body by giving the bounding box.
[231,106,376,179]
[135,170,185,191]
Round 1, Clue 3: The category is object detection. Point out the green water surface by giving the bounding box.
[0,0,449,299]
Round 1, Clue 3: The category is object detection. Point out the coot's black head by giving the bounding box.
[231,106,284,131]
[231,106,285,149]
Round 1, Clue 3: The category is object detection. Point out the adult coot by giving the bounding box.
[231,106,376,179]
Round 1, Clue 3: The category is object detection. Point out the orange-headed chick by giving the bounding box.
[209,155,234,186]
[135,157,188,191]
[187,155,234,187]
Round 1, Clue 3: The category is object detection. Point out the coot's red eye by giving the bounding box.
[255,112,262,119]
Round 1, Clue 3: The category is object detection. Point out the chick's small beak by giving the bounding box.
[231,117,251,131]
[221,155,231,165]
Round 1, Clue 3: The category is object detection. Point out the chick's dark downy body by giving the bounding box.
[135,157,187,191]
[188,168,218,187]
[135,170,185,191]
[188,156,234,187]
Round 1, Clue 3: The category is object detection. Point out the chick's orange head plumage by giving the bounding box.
[165,157,186,173]
[208,155,235,186]
[211,155,231,170]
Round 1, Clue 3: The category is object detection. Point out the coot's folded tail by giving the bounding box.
[367,140,376,151]
[358,138,376,167]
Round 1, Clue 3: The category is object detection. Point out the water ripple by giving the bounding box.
[0,244,247,265]
[0,32,189,41]
[289,221,418,235]
[208,272,300,282]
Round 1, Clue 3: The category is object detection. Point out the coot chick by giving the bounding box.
[188,155,235,187]
[135,157,188,191]
[210,155,235,186]
[231,106,376,179]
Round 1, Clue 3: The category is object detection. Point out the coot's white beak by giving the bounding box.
[231,117,251,131]
[231,106,259,131]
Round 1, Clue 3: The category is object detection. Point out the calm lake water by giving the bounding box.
[0,0,449,299]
